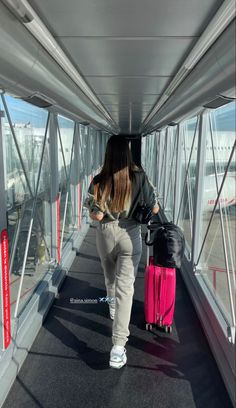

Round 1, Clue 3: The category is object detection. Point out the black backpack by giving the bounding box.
[145,222,185,269]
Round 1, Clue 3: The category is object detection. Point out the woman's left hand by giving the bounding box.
[89,211,104,221]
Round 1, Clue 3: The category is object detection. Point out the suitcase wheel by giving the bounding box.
[164,325,172,334]
[145,323,153,331]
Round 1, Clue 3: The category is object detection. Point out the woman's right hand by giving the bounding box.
[152,204,159,214]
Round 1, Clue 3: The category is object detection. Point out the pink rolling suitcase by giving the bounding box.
[144,223,176,333]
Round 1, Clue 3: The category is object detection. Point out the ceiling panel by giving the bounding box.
[84,77,169,95]
[27,0,224,133]
[104,103,154,108]
[99,94,159,105]
[107,109,153,116]
[59,37,193,76]
[29,0,224,37]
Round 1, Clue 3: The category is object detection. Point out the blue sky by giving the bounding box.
[1,94,235,131]
[1,95,74,128]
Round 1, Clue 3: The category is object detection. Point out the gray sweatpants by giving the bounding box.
[96,219,142,347]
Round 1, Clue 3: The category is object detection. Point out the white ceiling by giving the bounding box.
[28,0,224,134]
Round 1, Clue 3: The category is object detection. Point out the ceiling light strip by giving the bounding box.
[2,0,119,132]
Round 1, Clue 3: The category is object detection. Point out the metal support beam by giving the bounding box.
[191,111,207,266]
[72,123,81,229]
[163,128,169,209]
[0,109,11,350]
[14,116,49,318]
[60,125,75,253]
[156,132,161,192]
[174,124,183,223]
[48,113,59,263]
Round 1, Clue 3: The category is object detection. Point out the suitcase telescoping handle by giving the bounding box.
[145,211,165,266]
[146,220,151,266]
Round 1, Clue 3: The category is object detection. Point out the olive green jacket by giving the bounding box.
[84,169,158,222]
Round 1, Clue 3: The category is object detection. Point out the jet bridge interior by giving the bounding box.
[0,0,235,406]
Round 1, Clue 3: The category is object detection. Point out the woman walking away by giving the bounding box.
[84,135,159,369]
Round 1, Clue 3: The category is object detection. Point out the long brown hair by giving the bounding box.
[93,135,139,212]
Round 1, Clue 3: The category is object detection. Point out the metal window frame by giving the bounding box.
[141,135,147,171]
[178,109,236,404]
[147,136,151,174]
[180,251,236,404]
[150,134,155,181]
[79,125,87,222]
[59,123,76,252]
[1,94,51,259]
[79,124,85,182]
[163,128,171,209]
[158,129,167,205]
[147,107,236,405]
[174,124,183,223]
[49,112,59,262]
[98,130,102,170]
[14,115,50,318]
[153,132,158,187]
[1,95,53,319]
[0,109,8,350]
[152,133,157,185]
[57,119,69,182]
[72,123,81,229]
[176,117,199,225]
[87,126,91,180]
[191,111,207,265]
[195,138,236,330]
[165,127,178,216]
[0,99,93,406]
[93,130,98,172]
[156,131,161,192]
[208,114,236,328]
[91,128,96,177]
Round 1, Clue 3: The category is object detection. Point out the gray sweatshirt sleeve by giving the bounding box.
[84,180,105,214]
[142,172,159,208]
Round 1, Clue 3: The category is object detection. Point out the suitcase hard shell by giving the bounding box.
[144,256,176,333]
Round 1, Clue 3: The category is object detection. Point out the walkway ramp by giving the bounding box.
[3,224,233,408]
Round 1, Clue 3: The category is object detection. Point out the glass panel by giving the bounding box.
[87,128,92,181]
[147,135,153,178]
[158,131,167,207]
[93,130,98,173]
[64,141,77,244]
[150,134,157,185]
[57,115,75,246]
[79,125,86,182]
[165,126,177,219]
[90,128,95,176]
[80,125,89,220]
[141,136,147,170]
[177,117,198,251]
[77,127,84,226]
[144,133,156,181]
[16,132,52,316]
[4,95,48,195]
[198,102,236,325]
[13,131,51,313]
[0,94,51,317]
[97,131,102,172]
[156,132,161,192]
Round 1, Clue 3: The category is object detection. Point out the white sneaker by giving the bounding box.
[109,345,127,369]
